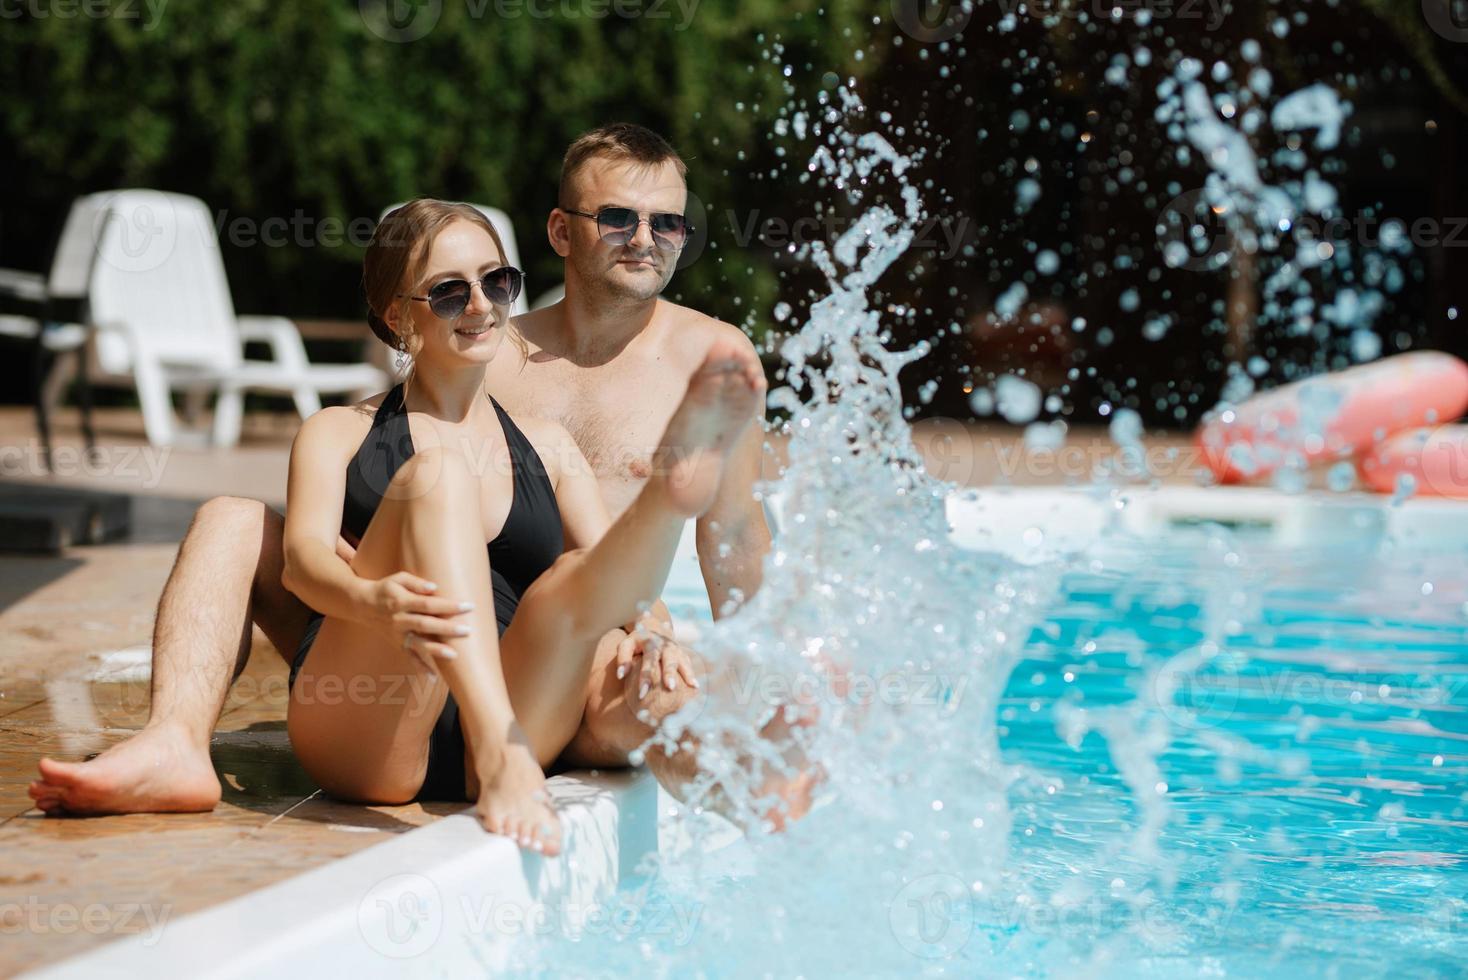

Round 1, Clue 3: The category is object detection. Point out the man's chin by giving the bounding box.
[603,268,669,301]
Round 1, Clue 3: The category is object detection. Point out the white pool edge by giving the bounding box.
[30,769,659,979]
[942,484,1468,561]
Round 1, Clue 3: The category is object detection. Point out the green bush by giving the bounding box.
[0,0,874,337]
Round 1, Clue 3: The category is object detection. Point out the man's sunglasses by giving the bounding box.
[563,207,692,250]
[402,267,524,319]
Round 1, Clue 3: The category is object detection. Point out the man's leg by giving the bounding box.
[559,630,819,832]
[29,496,313,815]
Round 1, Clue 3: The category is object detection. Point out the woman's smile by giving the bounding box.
[453,320,495,339]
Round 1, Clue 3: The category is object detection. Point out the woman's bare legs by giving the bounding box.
[287,445,561,853]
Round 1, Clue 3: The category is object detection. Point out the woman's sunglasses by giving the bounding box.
[563,207,692,250]
[403,267,524,319]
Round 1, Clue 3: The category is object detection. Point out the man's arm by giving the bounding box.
[696,408,773,618]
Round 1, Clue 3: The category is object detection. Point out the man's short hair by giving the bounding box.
[559,123,688,207]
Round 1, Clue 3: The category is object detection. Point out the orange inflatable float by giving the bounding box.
[1197,351,1468,485]
[1357,425,1468,499]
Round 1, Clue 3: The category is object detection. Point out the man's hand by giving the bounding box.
[615,628,700,702]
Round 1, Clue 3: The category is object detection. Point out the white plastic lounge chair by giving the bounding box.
[88,190,387,447]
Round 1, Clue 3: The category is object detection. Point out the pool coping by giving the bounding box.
[943,484,1468,561]
[28,769,659,978]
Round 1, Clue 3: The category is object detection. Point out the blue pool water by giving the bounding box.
[993,533,1467,977]
[508,525,1466,978]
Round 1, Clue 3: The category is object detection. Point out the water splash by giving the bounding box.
[512,88,1059,976]
[497,30,1468,979]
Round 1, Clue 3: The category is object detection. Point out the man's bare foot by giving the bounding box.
[471,741,562,856]
[29,722,222,816]
[652,701,823,834]
[657,335,767,517]
[750,703,823,832]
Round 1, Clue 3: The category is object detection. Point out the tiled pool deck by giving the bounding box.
[0,403,1204,974]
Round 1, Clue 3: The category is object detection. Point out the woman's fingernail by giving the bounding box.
[438,648,457,660]
[616,664,628,679]
[459,601,474,612]
[425,582,438,591]
[455,625,471,636]
[666,676,676,690]
[639,681,650,699]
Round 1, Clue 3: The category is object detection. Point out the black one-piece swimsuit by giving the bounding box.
[288,384,564,800]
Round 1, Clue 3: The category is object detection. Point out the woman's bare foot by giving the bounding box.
[471,741,562,856]
[29,722,222,816]
[656,336,767,517]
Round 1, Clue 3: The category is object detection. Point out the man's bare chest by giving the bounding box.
[497,362,684,483]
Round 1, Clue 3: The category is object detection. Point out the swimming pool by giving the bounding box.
[502,490,1467,978]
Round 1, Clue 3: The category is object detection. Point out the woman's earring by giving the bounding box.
[394,335,409,373]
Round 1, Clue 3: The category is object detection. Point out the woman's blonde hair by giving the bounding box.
[363,199,528,363]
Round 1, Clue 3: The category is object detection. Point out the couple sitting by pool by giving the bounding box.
[29,123,818,854]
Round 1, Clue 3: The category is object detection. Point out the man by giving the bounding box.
[30,123,774,815]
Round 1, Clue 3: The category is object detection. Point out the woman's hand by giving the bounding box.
[359,572,474,672]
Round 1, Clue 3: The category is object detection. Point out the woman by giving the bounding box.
[281,199,764,855]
